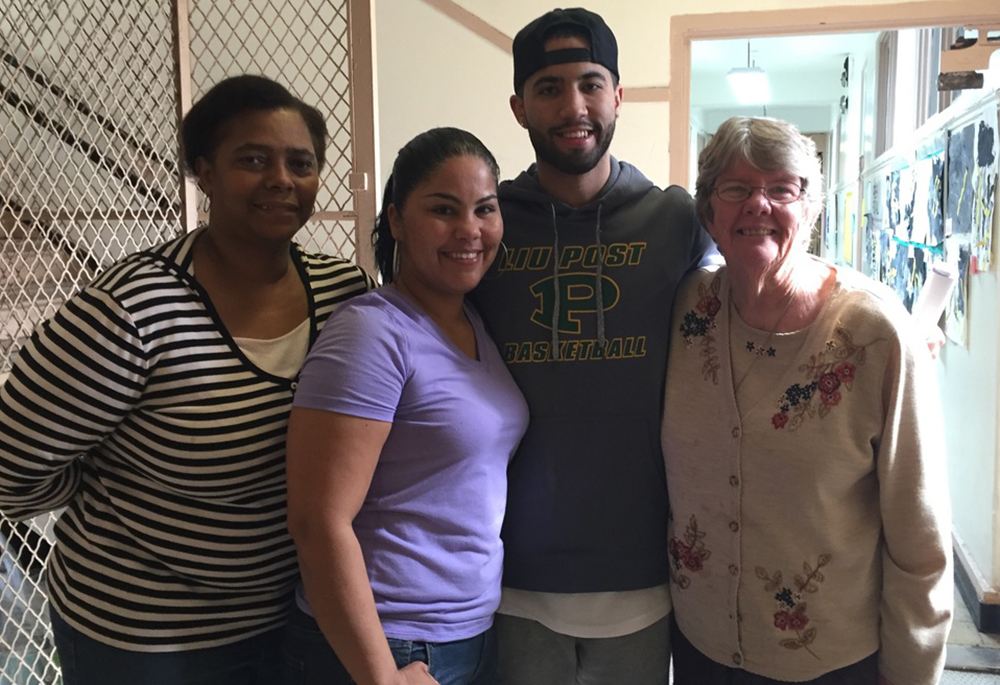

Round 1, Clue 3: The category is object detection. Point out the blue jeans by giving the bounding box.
[282,604,497,685]
[50,606,284,685]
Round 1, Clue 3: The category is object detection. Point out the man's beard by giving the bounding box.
[528,118,616,175]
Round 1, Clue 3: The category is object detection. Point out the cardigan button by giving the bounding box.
[732,653,742,666]
[729,521,740,532]
[731,427,740,438]
[729,564,739,576]
[729,475,739,486]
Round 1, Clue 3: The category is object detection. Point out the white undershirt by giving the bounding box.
[233,318,310,379]
[498,585,672,639]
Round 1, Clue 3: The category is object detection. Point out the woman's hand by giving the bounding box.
[392,661,439,684]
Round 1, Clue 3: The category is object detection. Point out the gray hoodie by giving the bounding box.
[471,158,716,592]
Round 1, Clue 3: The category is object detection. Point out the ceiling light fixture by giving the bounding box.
[727,42,771,105]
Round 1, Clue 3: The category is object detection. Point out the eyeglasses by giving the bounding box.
[713,181,803,204]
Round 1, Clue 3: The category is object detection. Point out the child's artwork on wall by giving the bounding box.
[890,240,912,310]
[946,243,971,346]
[878,229,892,288]
[842,188,855,266]
[945,106,998,272]
[860,177,879,278]
[912,149,945,247]
[930,151,946,246]
[947,123,975,237]
[857,98,998,348]
[972,109,997,271]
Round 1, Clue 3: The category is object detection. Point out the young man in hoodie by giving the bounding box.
[470,7,716,684]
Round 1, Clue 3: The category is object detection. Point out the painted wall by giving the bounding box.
[939,266,1000,591]
[696,104,839,141]
[693,67,846,133]
[373,1,532,196]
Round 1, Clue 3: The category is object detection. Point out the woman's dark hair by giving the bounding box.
[373,127,500,283]
[181,74,328,176]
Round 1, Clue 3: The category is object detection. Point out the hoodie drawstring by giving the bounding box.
[550,204,561,361]
[549,202,606,362]
[594,203,606,350]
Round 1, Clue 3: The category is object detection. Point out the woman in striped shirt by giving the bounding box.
[0,75,373,684]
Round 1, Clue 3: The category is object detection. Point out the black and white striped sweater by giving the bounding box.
[0,228,374,650]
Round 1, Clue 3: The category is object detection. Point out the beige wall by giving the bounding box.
[374,1,529,195]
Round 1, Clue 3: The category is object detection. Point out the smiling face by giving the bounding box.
[389,155,502,304]
[196,108,319,247]
[706,158,810,277]
[511,35,622,177]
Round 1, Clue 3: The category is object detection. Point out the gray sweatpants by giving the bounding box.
[495,613,671,685]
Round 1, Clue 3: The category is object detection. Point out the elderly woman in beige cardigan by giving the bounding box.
[662,116,952,685]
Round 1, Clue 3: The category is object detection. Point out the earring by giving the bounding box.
[392,241,400,278]
[499,240,510,267]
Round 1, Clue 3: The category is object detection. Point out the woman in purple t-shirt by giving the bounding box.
[284,128,529,685]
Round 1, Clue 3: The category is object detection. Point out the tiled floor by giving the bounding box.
[942,672,1000,684]
[945,587,1000,682]
[950,588,1000,650]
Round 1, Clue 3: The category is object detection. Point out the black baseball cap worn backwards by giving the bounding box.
[512,7,619,93]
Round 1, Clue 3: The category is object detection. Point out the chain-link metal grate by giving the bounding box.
[1,520,56,685]
[1,2,180,680]
[297,219,358,257]
[0,0,181,376]
[1,0,364,681]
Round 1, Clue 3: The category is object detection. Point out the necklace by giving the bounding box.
[745,339,777,357]
[732,289,796,393]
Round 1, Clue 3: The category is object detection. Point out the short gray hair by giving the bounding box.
[694,117,824,228]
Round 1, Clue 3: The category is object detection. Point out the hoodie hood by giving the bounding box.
[498,157,655,215]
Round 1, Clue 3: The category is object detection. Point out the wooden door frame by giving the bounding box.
[349,0,378,273]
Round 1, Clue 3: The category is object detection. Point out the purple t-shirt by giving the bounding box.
[293,287,529,641]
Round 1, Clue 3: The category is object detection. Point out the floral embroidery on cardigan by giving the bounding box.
[771,327,875,431]
[679,276,723,383]
[756,554,832,660]
[668,514,712,589]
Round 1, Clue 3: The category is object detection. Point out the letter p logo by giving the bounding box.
[529,273,620,333]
